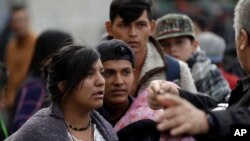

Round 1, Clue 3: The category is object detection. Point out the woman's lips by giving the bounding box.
[92,90,104,98]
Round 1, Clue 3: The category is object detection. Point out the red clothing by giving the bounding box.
[219,66,240,90]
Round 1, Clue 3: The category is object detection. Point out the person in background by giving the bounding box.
[0,18,12,62]
[96,39,160,141]
[0,62,9,140]
[147,1,250,140]
[198,31,240,90]
[5,45,118,141]
[96,39,135,127]
[105,0,197,98]
[97,39,194,141]
[190,13,246,78]
[10,30,73,133]
[155,13,231,102]
[4,4,37,111]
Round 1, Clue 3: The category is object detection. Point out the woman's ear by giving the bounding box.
[57,81,66,92]
[191,39,199,52]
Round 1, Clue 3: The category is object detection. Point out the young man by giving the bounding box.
[105,0,197,97]
[96,39,135,127]
[155,13,231,102]
[148,1,250,140]
[97,39,162,141]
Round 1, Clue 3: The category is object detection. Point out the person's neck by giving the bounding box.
[105,98,130,121]
[135,52,145,73]
[16,32,29,44]
[62,101,91,127]
[132,48,147,96]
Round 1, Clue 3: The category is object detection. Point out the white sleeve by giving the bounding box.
[178,60,197,93]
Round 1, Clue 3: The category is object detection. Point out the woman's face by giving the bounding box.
[68,59,105,110]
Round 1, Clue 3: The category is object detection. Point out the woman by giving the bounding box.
[11,29,73,133]
[6,45,118,141]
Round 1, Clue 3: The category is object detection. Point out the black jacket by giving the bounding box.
[181,76,250,141]
[117,119,160,141]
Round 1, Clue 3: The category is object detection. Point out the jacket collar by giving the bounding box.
[49,103,64,119]
[140,37,166,78]
[241,75,250,92]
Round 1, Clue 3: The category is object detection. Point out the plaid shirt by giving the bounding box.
[187,49,231,102]
[10,76,48,133]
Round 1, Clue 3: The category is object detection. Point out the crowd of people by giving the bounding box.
[0,0,249,141]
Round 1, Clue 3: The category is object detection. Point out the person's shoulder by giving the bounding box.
[6,109,51,141]
[177,59,188,67]
[23,107,51,125]
[177,59,191,72]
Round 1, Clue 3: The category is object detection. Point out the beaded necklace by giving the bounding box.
[65,118,92,131]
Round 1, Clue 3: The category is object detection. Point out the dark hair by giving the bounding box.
[10,3,27,13]
[189,14,208,31]
[117,119,160,141]
[110,0,153,24]
[29,30,73,76]
[186,35,195,42]
[0,62,8,90]
[43,45,100,102]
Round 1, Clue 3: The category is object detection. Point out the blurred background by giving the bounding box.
[0,0,112,47]
[0,0,237,46]
[0,0,243,77]
[0,0,244,76]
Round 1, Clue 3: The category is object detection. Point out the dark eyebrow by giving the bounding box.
[104,68,116,72]
[122,67,133,71]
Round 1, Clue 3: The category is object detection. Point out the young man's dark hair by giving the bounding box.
[109,0,153,24]
[105,0,197,97]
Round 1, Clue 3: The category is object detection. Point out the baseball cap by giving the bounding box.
[96,39,135,68]
[155,13,196,41]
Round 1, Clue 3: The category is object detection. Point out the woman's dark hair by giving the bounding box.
[29,30,73,76]
[110,0,153,24]
[43,45,100,102]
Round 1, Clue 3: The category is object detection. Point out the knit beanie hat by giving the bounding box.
[155,13,196,41]
[96,39,135,68]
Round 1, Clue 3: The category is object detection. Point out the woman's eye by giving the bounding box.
[88,71,94,77]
